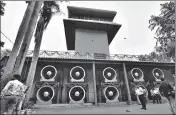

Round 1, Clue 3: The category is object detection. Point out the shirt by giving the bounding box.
[1,80,27,96]
[136,87,145,96]
[159,81,173,98]
[153,88,159,94]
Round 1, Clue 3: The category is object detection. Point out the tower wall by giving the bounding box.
[75,29,110,54]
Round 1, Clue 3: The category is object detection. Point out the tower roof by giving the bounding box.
[68,6,117,21]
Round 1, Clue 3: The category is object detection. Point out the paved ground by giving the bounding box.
[34,103,173,114]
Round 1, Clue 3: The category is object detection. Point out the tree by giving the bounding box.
[149,1,175,60]
[24,1,63,104]
[12,1,42,75]
[1,2,36,91]
[0,1,5,16]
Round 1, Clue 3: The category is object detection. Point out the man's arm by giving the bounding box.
[1,81,12,96]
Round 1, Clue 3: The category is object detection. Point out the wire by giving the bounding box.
[0,31,14,44]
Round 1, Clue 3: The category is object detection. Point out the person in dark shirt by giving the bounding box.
[159,77,175,114]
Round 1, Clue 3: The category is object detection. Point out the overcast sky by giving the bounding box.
[1,1,167,55]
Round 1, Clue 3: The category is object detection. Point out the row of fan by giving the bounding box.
[36,85,120,104]
[40,65,165,82]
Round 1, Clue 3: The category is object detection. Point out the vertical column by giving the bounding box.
[122,63,132,105]
[92,61,98,106]
[62,68,68,103]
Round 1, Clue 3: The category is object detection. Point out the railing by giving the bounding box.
[2,50,174,63]
[25,50,141,61]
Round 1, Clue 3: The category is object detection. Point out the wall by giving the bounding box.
[75,29,110,54]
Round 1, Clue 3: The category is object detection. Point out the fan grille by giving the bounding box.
[41,65,57,80]
[70,66,85,80]
[131,68,143,80]
[104,86,119,100]
[37,86,54,102]
[69,86,85,102]
[152,68,164,79]
[103,67,117,80]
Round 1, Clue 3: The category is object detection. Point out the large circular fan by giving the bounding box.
[70,66,85,80]
[69,86,85,102]
[37,86,54,102]
[103,67,117,80]
[41,65,57,80]
[152,68,164,80]
[104,86,119,100]
[131,68,144,80]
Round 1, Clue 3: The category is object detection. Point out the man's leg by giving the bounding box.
[156,95,159,104]
[1,96,13,114]
[139,95,146,110]
[7,96,19,114]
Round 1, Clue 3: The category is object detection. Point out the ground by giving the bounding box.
[34,103,172,114]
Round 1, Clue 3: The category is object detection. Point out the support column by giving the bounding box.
[92,61,98,106]
[122,63,132,105]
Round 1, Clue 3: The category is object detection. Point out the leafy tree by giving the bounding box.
[0,1,5,16]
[148,1,175,60]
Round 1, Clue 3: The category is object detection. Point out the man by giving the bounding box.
[159,77,175,114]
[150,88,156,104]
[135,86,147,110]
[0,74,27,114]
[153,87,162,104]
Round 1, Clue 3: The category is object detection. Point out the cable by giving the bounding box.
[0,31,14,44]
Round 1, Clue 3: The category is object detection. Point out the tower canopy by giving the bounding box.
[68,6,117,22]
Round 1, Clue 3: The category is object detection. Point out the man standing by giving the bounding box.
[135,86,147,110]
[0,74,27,114]
[150,88,156,104]
[154,87,162,104]
[159,77,175,115]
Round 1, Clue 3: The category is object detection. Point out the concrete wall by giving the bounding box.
[75,29,110,54]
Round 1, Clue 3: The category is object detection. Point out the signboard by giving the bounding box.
[94,53,107,59]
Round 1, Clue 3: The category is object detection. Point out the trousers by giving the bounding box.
[138,94,146,109]
[0,95,20,114]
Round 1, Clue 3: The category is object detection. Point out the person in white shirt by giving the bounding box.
[1,74,27,114]
[153,87,162,104]
[150,88,157,104]
[135,86,147,110]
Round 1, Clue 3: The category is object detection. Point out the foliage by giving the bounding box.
[0,1,5,16]
[138,46,174,62]
[34,1,62,43]
[148,1,175,60]
[0,49,11,59]
[0,41,5,47]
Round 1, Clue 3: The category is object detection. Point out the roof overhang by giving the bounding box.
[63,18,122,50]
[67,6,117,21]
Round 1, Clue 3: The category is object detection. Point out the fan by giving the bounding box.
[70,66,85,82]
[40,65,57,81]
[69,86,85,103]
[131,68,144,82]
[152,68,164,81]
[37,86,55,103]
[104,86,119,101]
[103,67,117,82]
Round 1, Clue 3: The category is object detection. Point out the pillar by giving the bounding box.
[122,63,132,105]
[92,61,98,106]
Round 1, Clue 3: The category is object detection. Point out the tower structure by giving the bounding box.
[63,6,122,55]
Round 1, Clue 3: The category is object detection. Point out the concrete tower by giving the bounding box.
[63,6,122,55]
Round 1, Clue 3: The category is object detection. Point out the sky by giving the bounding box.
[1,1,167,55]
